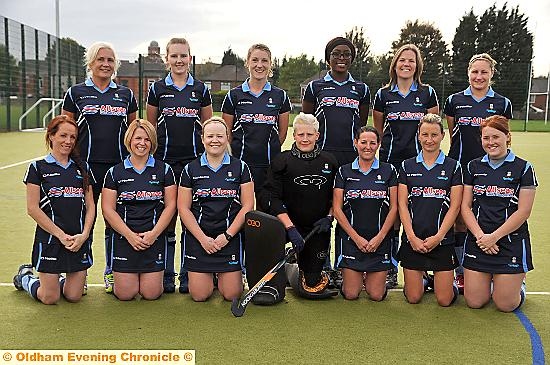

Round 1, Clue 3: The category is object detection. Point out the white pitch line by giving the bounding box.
[0,156,45,170]
[0,282,548,295]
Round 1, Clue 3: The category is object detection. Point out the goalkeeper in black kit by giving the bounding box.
[262,113,339,299]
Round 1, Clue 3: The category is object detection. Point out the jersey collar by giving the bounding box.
[324,72,355,86]
[416,150,445,167]
[390,82,418,97]
[464,86,495,101]
[45,153,74,169]
[85,77,117,93]
[166,73,194,91]
[481,149,515,168]
[200,152,231,172]
[242,79,271,97]
[123,155,155,174]
[351,157,379,175]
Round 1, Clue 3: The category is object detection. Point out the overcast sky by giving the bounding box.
[1,0,548,76]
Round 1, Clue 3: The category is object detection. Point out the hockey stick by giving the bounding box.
[231,226,320,317]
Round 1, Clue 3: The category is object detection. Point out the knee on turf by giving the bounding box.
[40,292,61,305]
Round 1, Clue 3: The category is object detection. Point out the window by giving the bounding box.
[221,82,231,91]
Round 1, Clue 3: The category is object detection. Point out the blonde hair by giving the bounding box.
[246,44,273,78]
[468,53,497,73]
[418,113,444,134]
[293,112,319,132]
[124,119,158,155]
[85,42,120,79]
[388,44,424,87]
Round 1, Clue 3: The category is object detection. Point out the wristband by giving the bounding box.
[223,231,233,241]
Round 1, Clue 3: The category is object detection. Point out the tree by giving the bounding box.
[221,47,244,67]
[391,20,450,102]
[477,4,533,111]
[277,54,319,101]
[366,54,392,92]
[344,26,373,82]
[449,9,478,94]
[0,44,19,98]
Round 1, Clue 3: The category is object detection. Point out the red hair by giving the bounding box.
[480,115,510,135]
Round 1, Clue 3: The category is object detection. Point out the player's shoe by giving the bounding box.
[178,272,189,294]
[104,271,114,294]
[82,275,88,296]
[423,272,434,293]
[386,269,398,289]
[454,274,464,295]
[327,269,343,289]
[13,264,33,290]
[163,272,176,293]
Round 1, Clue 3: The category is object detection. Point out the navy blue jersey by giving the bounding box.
[23,154,96,245]
[180,153,252,234]
[63,79,138,164]
[444,87,512,165]
[463,150,537,240]
[303,73,370,152]
[373,83,438,164]
[147,74,212,163]
[103,156,175,232]
[334,158,398,240]
[398,151,462,245]
[221,80,291,167]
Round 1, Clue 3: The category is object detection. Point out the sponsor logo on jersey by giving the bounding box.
[239,113,276,124]
[387,111,425,121]
[195,187,238,198]
[474,173,487,177]
[79,95,97,99]
[192,175,210,180]
[43,173,60,178]
[457,116,484,126]
[118,178,135,183]
[386,100,399,105]
[113,256,128,261]
[99,105,127,116]
[47,186,84,198]
[160,94,175,98]
[118,190,163,201]
[82,105,100,115]
[346,177,360,181]
[411,186,447,198]
[294,174,327,189]
[473,185,514,197]
[455,105,472,109]
[322,87,335,91]
[40,256,57,261]
[161,106,199,118]
[407,173,423,177]
[184,254,197,260]
[346,189,387,199]
[465,253,477,259]
[342,255,355,260]
[237,100,253,105]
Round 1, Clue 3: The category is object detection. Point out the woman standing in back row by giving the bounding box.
[444,53,512,293]
[147,37,213,294]
[222,44,291,211]
[373,44,439,288]
[62,41,138,294]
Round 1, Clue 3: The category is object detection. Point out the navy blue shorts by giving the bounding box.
[32,239,93,274]
[462,236,533,274]
[182,229,243,273]
[336,235,392,272]
[111,234,166,273]
[399,240,458,271]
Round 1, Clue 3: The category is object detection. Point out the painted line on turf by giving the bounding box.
[0,156,45,170]
[514,309,546,365]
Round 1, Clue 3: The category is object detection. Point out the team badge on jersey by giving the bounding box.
[414,97,422,107]
[438,170,448,180]
[503,171,513,181]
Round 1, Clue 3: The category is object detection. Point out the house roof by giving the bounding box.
[300,70,329,87]
[531,77,548,94]
[203,65,248,82]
